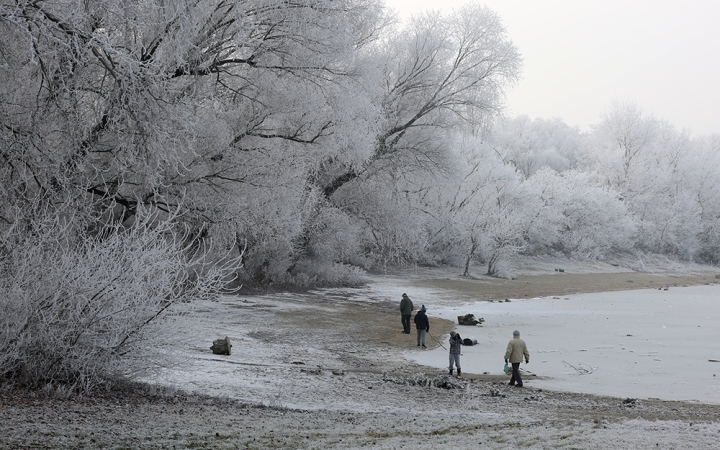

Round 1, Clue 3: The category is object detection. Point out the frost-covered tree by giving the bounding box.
[455,148,520,277]
[590,101,658,192]
[326,3,521,263]
[590,104,707,259]
[525,168,635,258]
[490,115,587,178]
[0,0,386,388]
[694,134,720,263]
[0,0,387,282]
[324,3,520,195]
[412,136,528,278]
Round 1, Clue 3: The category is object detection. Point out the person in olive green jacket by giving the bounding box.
[504,330,529,387]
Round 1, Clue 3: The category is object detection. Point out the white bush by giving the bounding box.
[0,212,238,393]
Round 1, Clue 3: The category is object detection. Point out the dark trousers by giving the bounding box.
[401,315,411,333]
[509,363,523,386]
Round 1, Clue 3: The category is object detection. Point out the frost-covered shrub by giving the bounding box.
[289,260,369,287]
[0,214,236,393]
[304,207,365,266]
[240,239,296,285]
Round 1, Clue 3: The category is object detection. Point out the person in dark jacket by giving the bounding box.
[448,330,462,375]
[414,305,429,348]
[399,293,414,334]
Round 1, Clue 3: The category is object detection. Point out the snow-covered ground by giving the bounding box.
[409,284,720,404]
[4,265,720,448]
[152,268,720,408]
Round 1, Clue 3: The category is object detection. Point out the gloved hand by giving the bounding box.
[504,359,508,363]
[525,360,529,364]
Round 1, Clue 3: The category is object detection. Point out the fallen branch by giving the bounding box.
[562,360,597,375]
[427,331,446,350]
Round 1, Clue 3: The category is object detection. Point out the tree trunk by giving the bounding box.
[463,238,478,277]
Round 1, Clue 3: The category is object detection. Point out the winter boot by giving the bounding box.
[449,368,453,375]
[457,369,461,376]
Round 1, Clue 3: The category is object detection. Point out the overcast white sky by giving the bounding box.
[383,0,720,136]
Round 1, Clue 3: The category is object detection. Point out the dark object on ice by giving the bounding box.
[554,268,564,272]
[457,314,484,325]
[463,337,478,346]
[210,336,232,355]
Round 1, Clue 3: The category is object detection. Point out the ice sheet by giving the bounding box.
[409,284,720,404]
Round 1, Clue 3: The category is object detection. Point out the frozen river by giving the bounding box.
[408,284,720,404]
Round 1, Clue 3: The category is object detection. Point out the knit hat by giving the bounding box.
[513,330,520,336]
[402,293,408,298]
[420,305,426,312]
[449,331,456,337]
